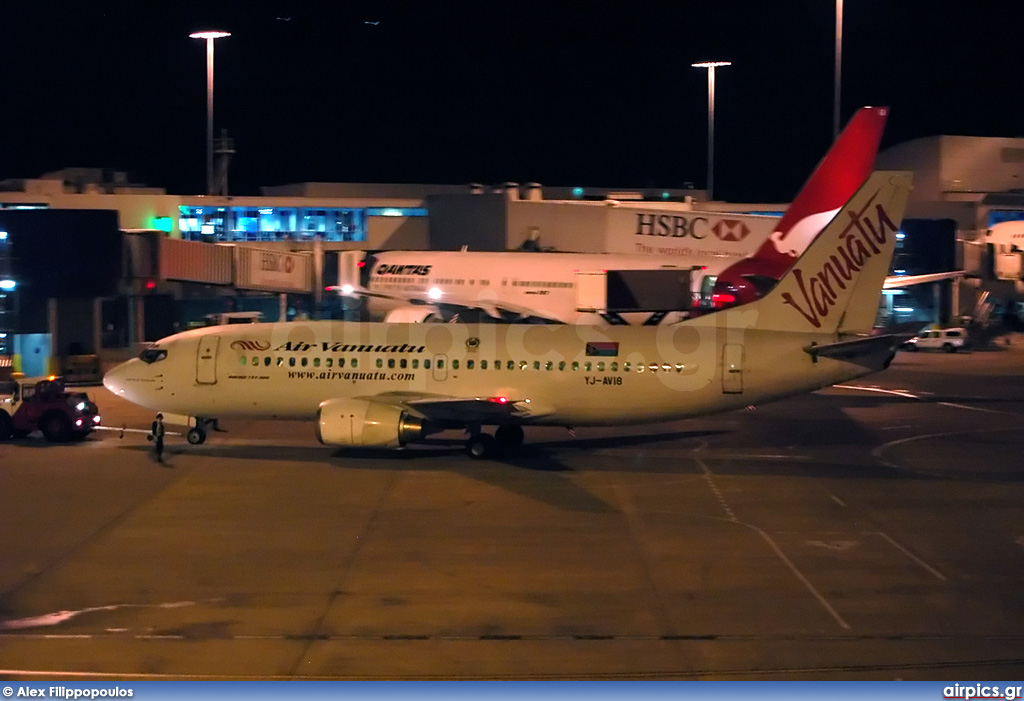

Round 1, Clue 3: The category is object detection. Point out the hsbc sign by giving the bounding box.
[603,208,777,258]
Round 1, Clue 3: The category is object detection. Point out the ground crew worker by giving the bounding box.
[151,413,165,463]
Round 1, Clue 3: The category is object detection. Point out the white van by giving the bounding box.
[903,327,968,353]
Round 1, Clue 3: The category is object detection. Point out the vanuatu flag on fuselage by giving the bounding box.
[585,342,619,357]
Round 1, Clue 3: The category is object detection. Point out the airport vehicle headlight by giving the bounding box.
[93,415,101,424]
[75,419,83,427]
[76,401,86,411]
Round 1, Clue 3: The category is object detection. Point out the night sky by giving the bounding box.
[2,1,1022,202]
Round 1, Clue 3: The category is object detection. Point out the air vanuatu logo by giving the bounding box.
[781,190,898,329]
[711,219,751,242]
[230,340,271,352]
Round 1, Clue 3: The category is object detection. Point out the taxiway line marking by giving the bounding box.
[873,530,947,582]
[747,524,852,631]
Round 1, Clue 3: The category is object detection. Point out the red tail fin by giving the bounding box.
[710,106,889,307]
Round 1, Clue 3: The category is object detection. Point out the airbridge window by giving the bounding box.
[139,348,168,364]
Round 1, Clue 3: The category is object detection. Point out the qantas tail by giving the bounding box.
[745,171,912,335]
[711,106,889,307]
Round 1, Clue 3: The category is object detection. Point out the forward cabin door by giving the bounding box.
[721,343,744,394]
[196,336,220,385]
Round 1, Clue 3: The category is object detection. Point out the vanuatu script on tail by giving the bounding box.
[780,190,899,329]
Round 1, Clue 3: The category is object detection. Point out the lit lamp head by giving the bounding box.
[691,61,732,69]
[189,30,231,40]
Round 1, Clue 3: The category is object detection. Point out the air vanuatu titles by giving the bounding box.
[273,341,427,353]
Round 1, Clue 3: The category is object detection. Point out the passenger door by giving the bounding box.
[721,343,744,394]
[196,336,220,385]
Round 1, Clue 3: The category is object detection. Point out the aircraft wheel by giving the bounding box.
[0,411,12,440]
[466,433,496,460]
[494,424,524,447]
[186,427,207,445]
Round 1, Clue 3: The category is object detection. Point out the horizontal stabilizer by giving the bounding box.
[804,333,910,364]
[883,270,965,289]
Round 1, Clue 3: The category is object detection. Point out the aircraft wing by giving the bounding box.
[361,392,553,423]
[882,271,965,289]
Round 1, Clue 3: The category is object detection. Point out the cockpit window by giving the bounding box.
[139,348,168,364]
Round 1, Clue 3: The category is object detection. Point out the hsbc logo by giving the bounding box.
[711,219,751,242]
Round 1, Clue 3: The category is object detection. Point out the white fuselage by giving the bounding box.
[103,317,888,429]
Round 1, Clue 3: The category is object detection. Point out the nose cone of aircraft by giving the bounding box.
[103,359,131,396]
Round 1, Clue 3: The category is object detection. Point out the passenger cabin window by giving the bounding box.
[452,359,460,370]
[139,348,168,364]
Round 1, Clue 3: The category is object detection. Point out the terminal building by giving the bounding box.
[2,135,1024,378]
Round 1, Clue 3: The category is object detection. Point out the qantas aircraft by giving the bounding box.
[332,107,890,324]
[103,172,912,458]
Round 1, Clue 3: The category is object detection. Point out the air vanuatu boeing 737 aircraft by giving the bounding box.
[103,172,912,458]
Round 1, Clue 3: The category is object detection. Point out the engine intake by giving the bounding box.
[316,397,427,448]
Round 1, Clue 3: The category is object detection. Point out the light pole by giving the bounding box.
[834,0,843,140]
[189,30,230,195]
[692,61,730,201]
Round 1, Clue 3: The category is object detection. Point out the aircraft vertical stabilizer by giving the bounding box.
[747,171,912,335]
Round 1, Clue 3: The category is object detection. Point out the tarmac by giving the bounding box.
[1,341,1023,679]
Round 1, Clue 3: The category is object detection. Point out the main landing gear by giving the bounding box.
[185,417,220,445]
[465,424,525,459]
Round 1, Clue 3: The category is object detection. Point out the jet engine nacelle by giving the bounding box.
[316,397,427,448]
